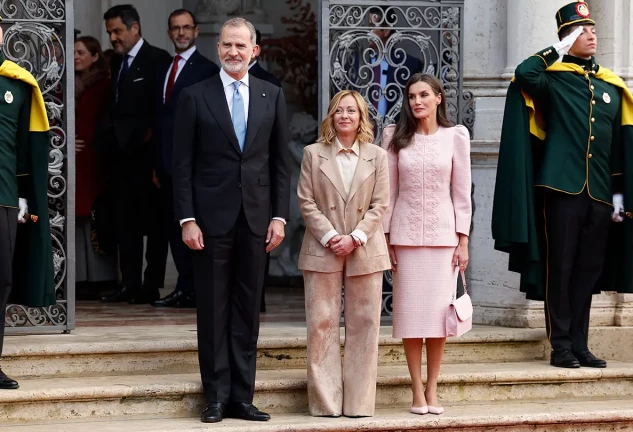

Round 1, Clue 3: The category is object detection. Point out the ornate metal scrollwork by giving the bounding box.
[324,1,474,145]
[2,0,71,329]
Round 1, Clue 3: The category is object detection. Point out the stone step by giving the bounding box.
[3,399,633,431]
[2,361,633,423]
[2,325,553,378]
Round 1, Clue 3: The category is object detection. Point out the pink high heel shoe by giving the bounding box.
[427,405,444,415]
[410,405,429,415]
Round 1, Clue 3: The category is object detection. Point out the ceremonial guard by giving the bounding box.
[0,18,55,388]
[493,1,633,369]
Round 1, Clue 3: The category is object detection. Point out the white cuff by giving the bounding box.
[320,230,339,247]
[350,229,367,246]
[272,217,287,225]
[180,218,196,226]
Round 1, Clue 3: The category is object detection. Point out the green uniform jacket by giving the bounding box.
[492,47,633,301]
[0,55,55,307]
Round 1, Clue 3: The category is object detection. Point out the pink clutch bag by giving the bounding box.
[446,269,473,337]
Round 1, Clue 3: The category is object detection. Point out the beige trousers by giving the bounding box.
[303,270,383,417]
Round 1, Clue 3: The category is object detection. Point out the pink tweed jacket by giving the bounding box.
[381,124,472,247]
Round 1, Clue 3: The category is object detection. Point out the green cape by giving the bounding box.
[492,64,633,301]
[0,60,56,307]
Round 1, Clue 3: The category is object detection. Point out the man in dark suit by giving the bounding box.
[248,29,281,87]
[248,29,282,313]
[173,17,290,423]
[98,5,171,304]
[152,9,219,309]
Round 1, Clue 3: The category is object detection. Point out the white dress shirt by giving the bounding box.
[219,68,250,124]
[162,45,197,102]
[179,68,285,226]
[319,139,368,247]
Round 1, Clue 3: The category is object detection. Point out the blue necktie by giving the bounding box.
[232,81,246,151]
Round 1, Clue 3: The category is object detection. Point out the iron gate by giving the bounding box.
[319,0,472,315]
[2,0,75,333]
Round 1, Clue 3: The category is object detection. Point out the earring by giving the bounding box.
[357,127,361,133]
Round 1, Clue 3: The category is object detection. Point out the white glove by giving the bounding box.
[18,198,28,223]
[553,26,583,57]
[612,194,624,223]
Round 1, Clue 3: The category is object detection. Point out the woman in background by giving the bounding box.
[74,36,117,297]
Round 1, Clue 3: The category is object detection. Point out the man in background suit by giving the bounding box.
[152,9,220,309]
[98,4,171,304]
[173,17,290,423]
[248,28,282,313]
[248,29,281,87]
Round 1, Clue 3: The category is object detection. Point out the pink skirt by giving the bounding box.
[392,246,458,338]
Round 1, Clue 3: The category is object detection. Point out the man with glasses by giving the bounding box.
[152,9,219,309]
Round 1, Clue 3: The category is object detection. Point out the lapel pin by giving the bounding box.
[5,91,13,104]
[603,92,611,104]
[262,93,266,97]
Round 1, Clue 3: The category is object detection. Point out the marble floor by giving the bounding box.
[75,286,308,327]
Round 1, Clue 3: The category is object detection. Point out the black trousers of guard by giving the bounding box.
[0,207,18,357]
[543,189,611,352]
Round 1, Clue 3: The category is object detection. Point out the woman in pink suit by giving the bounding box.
[382,74,471,415]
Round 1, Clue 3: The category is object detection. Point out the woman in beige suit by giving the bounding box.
[298,90,391,418]
[382,74,472,415]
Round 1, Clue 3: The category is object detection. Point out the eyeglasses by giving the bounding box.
[170,25,196,33]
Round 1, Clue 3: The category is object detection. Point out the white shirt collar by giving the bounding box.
[248,60,258,70]
[126,38,144,59]
[175,45,197,61]
[335,138,360,156]
[220,68,250,89]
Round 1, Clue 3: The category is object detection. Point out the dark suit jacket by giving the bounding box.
[154,49,220,177]
[173,74,290,237]
[248,62,281,87]
[99,40,171,152]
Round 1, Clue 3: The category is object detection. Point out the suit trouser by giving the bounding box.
[192,208,267,403]
[0,207,18,357]
[303,269,383,417]
[159,175,193,295]
[543,190,611,352]
[115,180,168,293]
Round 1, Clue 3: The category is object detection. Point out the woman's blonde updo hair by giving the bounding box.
[318,90,374,145]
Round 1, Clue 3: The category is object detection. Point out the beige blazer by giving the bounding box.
[297,141,391,276]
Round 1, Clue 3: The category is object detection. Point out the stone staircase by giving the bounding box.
[1,324,633,431]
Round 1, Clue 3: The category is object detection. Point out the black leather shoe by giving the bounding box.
[550,349,581,368]
[100,284,136,303]
[152,290,195,308]
[573,350,607,368]
[201,402,226,423]
[227,403,271,421]
[0,369,19,390]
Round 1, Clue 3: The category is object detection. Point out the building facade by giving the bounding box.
[72,0,633,328]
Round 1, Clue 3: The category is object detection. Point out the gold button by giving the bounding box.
[627,212,633,218]
[590,136,595,141]
[330,206,336,210]
[592,100,596,105]
[591,118,595,122]
[588,154,593,158]
[590,85,595,90]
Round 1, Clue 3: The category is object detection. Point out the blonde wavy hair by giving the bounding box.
[318,90,374,145]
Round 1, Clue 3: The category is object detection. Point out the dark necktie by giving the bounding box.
[117,54,132,102]
[165,55,182,103]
